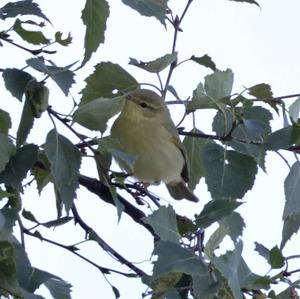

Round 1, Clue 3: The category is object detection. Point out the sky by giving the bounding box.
[1,0,300,298]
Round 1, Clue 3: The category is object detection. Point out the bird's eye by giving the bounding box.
[139,102,148,108]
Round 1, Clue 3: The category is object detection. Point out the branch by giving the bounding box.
[0,34,56,55]
[163,0,194,97]
[78,174,156,236]
[71,204,148,277]
[22,228,134,277]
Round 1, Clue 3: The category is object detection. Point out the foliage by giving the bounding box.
[0,0,300,298]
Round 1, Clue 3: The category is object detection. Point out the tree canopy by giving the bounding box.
[1,0,300,298]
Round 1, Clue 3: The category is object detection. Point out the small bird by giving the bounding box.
[111,88,198,202]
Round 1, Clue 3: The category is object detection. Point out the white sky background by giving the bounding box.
[1,0,300,298]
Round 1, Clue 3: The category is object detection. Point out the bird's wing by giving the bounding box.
[164,122,190,183]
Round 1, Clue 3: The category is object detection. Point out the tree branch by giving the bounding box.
[78,174,156,237]
[71,203,148,277]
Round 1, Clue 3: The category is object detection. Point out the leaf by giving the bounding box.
[73,96,123,133]
[22,210,39,224]
[80,62,137,104]
[288,96,300,123]
[0,144,38,192]
[16,93,35,148]
[205,69,234,102]
[248,83,273,98]
[187,83,219,112]
[212,241,244,299]
[143,206,180,243]
[265,126,300,151]
[191,54,216,71]
[81,0,109,66]
[281,212,300,249]
[0,134,15,173]
[26,58,75,96]
[0,241,21,298]
[268,246,284,269]
[55,32,72,46]
[2,68,34,101]
[129,53,177,73]
[283,162,300,219]
[0,0,51,23]
[45,130,81,213]
[235,107,272,140]
[121,0,168,25]
[219,212,245,242]
[42,216,73,228]
[204,213,245,258]
[187,69,233,112]
[182,129,207,190]
[254,242,270,261]
[13,19,49,45]
[0,109,11,135]
[196,199,242,229]
[202,143,257,199]
[229,0,260,7]
[152,241,209,279]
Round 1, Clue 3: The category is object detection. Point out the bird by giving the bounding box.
[110,88,198,202]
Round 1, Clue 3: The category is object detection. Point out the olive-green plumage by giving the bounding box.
[111,88,198,202]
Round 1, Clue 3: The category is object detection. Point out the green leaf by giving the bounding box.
[187,83,219,112]
[196,199,242,229]
[191,54,216,71]
[289,96,300,123]
[80,62,137,104]
[187,69,233,112]
[55,31,72,46]
[42,216,73,228]
[281,212,300,249]
[205,69,234,102]
[0,0,51,23]
[234,107,272,141]
[22,209,39,223]
[121,0,168,25]
[283,161,300,219]
[26,58,75,96]
[212,241,244,299]
[73,96,123,133]
[0,134,15,173]
[2,68,34,101]
[254,242,270,260]
[0,241,21,298]
[219,212,245,242]
[16,93,35,148]
[183,129,207,190]
[212,108,234,137]
[153,241,209,279]
[81,0,109,66]
[0,144,38,192]
[0,109,11,135]
[204,213,245,259]
[45,130,81,212]
[202,143,257,199]
[143,206,180,243]
[248,83,273,98]
[13,19,49,45]
[129,53,177,73]
[268,246,285,269]
[265,126,300,151]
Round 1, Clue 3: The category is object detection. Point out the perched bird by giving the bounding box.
[111,88,198,202]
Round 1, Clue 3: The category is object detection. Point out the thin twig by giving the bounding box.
[162,0,194,98]
[71,203,148,277]
[23,228,136,277]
